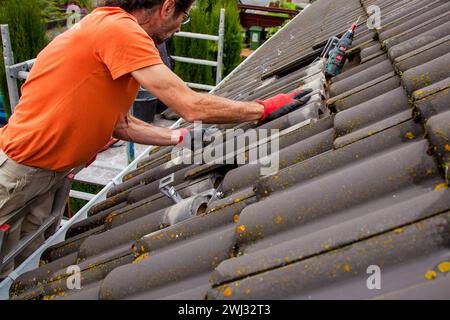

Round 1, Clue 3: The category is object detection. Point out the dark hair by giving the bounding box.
[101,0,194,13]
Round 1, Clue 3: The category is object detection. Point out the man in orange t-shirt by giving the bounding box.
[0,0,312,278]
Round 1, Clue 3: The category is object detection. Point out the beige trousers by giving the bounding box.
[0,150,69,278]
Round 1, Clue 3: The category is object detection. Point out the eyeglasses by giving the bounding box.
[181,10,191,25]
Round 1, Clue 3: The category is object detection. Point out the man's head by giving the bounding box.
[102,0,194,44]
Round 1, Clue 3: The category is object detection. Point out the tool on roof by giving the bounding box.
[159,173,183,204]
[324,17,361,78]
[179,127,221,152]
[320,37,340,59]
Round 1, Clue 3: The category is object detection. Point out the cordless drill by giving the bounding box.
[324,22,357,78]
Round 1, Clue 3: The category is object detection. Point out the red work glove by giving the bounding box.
[178,128,190,144]
[256,88,313,124]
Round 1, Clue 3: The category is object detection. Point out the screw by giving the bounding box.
[216,191,224,199]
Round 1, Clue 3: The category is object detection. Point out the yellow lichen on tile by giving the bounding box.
[223,287,233,297]
[437,262,450,273]
[237,225,246,234]
[405,132,415,140]
[425,270,437,280]
[393,228,404,234]
[275,214,283,224]
[434,183,447,191]
[133,253,150,264]
[343,264,351,272]
[233,214,240,224]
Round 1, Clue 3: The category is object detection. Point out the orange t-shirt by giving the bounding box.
[0,7,163,171]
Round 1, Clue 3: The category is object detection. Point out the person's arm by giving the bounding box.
[131,64,264,124]
[113,113,182,146]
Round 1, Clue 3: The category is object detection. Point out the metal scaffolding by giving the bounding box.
[1,25,35,113]
[172,8,226,91]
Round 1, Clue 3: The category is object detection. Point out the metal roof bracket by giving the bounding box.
[159,173,183,204]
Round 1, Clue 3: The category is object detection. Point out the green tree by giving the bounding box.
[0,0,48,119]
[171,0,243,87]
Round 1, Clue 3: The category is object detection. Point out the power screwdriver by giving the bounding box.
[324,21,358,78]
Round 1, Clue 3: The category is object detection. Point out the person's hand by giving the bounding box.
[256,88,313,124]
[178,128,219,151]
